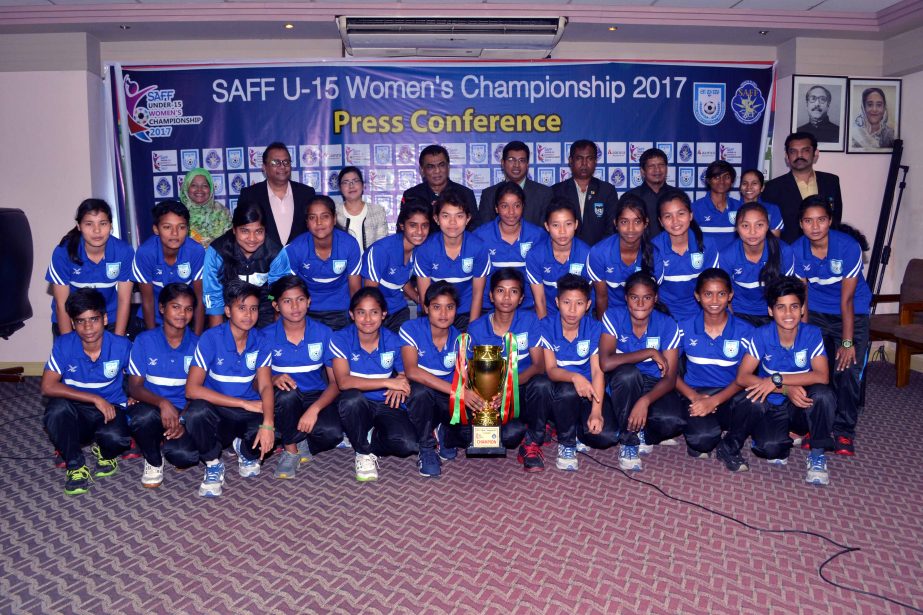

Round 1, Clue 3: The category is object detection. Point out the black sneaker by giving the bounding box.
[92,444,119,478]
[687,447,709,459]
[64,465,92,495]
[715,445,749,473]
[517,442,545,472]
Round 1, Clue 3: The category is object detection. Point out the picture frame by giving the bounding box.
[846,78,901,154]
[790,75,847,152]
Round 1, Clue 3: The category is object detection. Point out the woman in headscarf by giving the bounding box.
[181,168,232,248]
[851,88,895,149]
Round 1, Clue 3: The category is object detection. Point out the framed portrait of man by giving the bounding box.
[847,78,901,154]
[790,75,847,152]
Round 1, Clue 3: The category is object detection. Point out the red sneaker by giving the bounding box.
[800,433,811,450]
[121,438,142,460]
[53,450,66,469]
[834,436,855,457]
[517,442,545,472]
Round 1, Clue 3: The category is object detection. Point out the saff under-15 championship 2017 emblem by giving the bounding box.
[693,82,726,126]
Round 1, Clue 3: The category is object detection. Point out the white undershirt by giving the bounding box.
[345,205,368,244]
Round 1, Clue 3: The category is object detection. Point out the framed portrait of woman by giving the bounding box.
[790,75,847,152]
[847,78,901,154]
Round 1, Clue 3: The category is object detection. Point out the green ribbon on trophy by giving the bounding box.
[449,332,519,426]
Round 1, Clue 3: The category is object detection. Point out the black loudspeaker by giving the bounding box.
[0,208,34,382]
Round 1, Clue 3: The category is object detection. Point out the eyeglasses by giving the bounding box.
[340,179,363,187]
[504,157,528,165]
[268,159,292,168]
[807,95,829,103]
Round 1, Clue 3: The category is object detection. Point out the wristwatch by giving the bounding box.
[841,339,854,349]
[771,373,784,388]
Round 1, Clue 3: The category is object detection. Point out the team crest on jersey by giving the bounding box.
[728,211,737,225]
[308,343,323,362]
[184,356,193,373]
[461,258,474,274]
[576,340,590,357]
[520,242,533,258]
[691,252,704,270]
[380,351,395,369]
[830,259,843,275]
[569,263,584,275]
[517,332,528,348]
[646,337,661,350]
[794,350,808,368]
[443,351,457,368]
[106,263,121,280]
[176,262,191,278]
[245,351,258,370]
[332,260,347,275]
[723,339,740,358]
[103,360,120,379]
[594,202,605,218]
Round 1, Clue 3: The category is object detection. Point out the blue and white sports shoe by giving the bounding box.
[767,457,789,466]
[556,444,578,471]
[198,461,225,497]
[805,452,829,485]
[638,430,654,455]
[232,438,261,478]
[418,449,442,478]
[619,445,642,471]
[575,439,590,453]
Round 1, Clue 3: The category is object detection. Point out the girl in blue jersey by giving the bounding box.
[203,201,285,329]
[718,202,795,328]
[41,288,132,495]
[527,197,593,320]
[400,281,464,478]
[733,276,836,485]
[599,271,685,472]
[413,189,490,331]
[265,275,342,480]
[692,160,742,251]
[272,195,362,331]
[652,188,719,322]
[587,193,654,319]
[362,199,432,332]
[739,169,784,238]
[46,199,134,337]
[126,283,201,489]
[131,200,205,335]
[472,182,547,312]
[539,274,617,472]
[331,287,413,482]
[184,280,276,497]
[675,269,754,462]
[465,269,551,471]
[794,196,873,457]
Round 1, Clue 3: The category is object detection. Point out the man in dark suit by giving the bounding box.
[237,141,315,246]
[762,132,843,244]
[475,141,552,228]
[401,144,477,216]
[626,147,673,236]
[796,85,840,144]
[550,140,619,246]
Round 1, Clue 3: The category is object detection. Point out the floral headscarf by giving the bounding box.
[181,168,231,248]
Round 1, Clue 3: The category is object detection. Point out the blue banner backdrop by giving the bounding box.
[110,59,775,243]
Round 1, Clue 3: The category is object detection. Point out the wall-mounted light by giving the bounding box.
[608,26,618,32]
[284,23,295,30]
[758,30,769,36]
[119,24,131,30]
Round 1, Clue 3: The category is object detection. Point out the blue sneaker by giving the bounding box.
[418,448,442,478]
[198,461,225,497]
[555,444,578,471]
[337,436,352,449]
[619,445,642,471]
[575,439,590,453]
[232,438,261,478]
[296,439,313,464]
[637,430,654,455]
[805,452,829,485]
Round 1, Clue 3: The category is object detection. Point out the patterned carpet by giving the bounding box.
[1,362,922,615]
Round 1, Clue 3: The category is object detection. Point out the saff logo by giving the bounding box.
[693,83,726,126]
[731,80,766,125]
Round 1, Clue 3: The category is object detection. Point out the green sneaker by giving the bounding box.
[91,444,119,478]
[64,466,92,495]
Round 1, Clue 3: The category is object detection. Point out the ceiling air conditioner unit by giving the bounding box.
[337,16,567,59]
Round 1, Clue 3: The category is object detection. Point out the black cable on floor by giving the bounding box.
[576,447,923,613]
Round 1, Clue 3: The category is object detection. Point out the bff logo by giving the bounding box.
[184,356,192,373]
[461,258,474,274]
[723,340,740,358]
[380,351,395,369]
[576,340,590,357]
[443,352,457,368]
[245,351,258,370]
[103,360,120,379]
[646,337,661,350]
[308,343,323,362]
[794,350,808,368]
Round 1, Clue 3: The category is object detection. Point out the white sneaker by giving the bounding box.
[555,444,578,471]
[767,457,788,466]
[575,439,590,453]
[659,438,679,446]
[355,453,379,482]
[337,436,352,449]
[198,461,225,497]
[619,445,643,471]
[805,453,830,486]
[141,460,163,488]
[638,430,654,456]
[233,438,261,478]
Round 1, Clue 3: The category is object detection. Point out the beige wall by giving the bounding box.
[1,32,919,371]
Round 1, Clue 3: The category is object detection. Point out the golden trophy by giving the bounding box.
[466,344,507,457]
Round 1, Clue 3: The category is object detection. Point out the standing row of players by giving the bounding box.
[43,170,870,494]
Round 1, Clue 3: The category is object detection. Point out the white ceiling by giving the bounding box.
[0,0,919,45]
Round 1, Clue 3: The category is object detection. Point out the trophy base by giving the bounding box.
[466,425,507,458]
